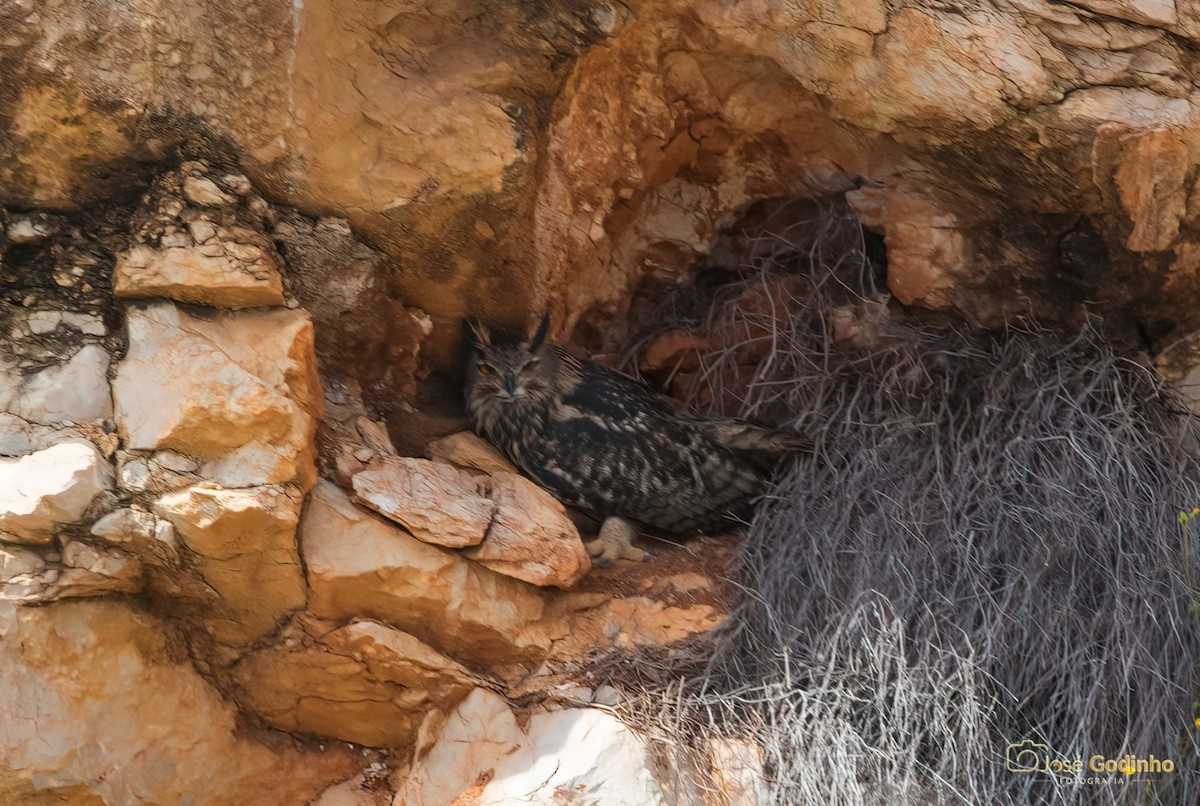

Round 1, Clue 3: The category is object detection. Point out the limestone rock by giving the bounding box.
[0,545,47,601]
[114,449,201,496]
[482,707,667,805]
[399,692,667,806]
[115,242,285,308]
[90,507,180,567]
[6,344,112,426]
[182,175,235,207]
[356,416,399,459]
[113,302,321,488]
[395,688,526,806]
[301,480,551,665]
[464,472,590,588]
[154,484,306,645]
[0,442,113,544]
[426,431,518,476]
[37,540,144,601]
[0,599,362,803]
[0,415,114,461]
[233,619,480,748]
[352,458,494,548]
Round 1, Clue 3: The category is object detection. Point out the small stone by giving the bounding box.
[6,217,51,243]
[352,448,374,463]
[592,685,621,706]
[354,417,397,458]
[59,313,108,337]
[185,63,213,82]
[403,702,668,805]
[188,219,217,244]
[220,173,253,195]
[183,176,235,207]
[26,310,61,335]
[0,545,46,580]
[160,231,190,249]
[118,457,152,492]
[0,545,48,601]
[152,450,199,474]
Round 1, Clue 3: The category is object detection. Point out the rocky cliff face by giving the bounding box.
[4,1,1200,804]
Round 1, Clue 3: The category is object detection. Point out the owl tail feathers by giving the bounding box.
[733,428,813,459]
[706,420,814,461]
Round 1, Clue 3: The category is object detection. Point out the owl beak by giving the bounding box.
[504,373,517,395]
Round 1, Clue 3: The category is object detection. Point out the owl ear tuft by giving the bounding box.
[462,317,492,349]
[529,313,551,351]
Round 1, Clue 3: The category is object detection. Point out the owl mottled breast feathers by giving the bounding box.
[464,316,807,534]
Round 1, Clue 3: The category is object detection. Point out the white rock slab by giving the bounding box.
[0,442,113,543]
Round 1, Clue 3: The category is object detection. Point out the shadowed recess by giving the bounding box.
[599,202,1200,806]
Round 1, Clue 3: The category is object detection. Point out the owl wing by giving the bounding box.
[560,356,675,431]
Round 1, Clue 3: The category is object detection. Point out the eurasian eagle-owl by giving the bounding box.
[464,315,807,537]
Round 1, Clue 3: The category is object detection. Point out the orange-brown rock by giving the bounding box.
[463,472,590,588]
[352,458,494,548]
[0,599,361,803]
[115,242,285,308]
[114,302,321,489]
[38,541,144,602]
[300,481,553,665]
[426,431,518,476]
[10,0,1200,357]
[154,484,306,645]
[233,619,481,748]
[550,593,723,660]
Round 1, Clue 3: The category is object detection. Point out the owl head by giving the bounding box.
[463,314,563,410]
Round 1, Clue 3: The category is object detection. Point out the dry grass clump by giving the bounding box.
[604,202,1200,805]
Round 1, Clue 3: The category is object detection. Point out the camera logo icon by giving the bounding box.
[1006,740,1049,773]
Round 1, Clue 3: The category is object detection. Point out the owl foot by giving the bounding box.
[585,516,651,567]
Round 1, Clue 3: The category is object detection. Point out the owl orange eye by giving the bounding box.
[478,363,492,375]
[528,358,540,368]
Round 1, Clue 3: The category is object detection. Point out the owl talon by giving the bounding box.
[583,516,650,567]
[585,539,618,568]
